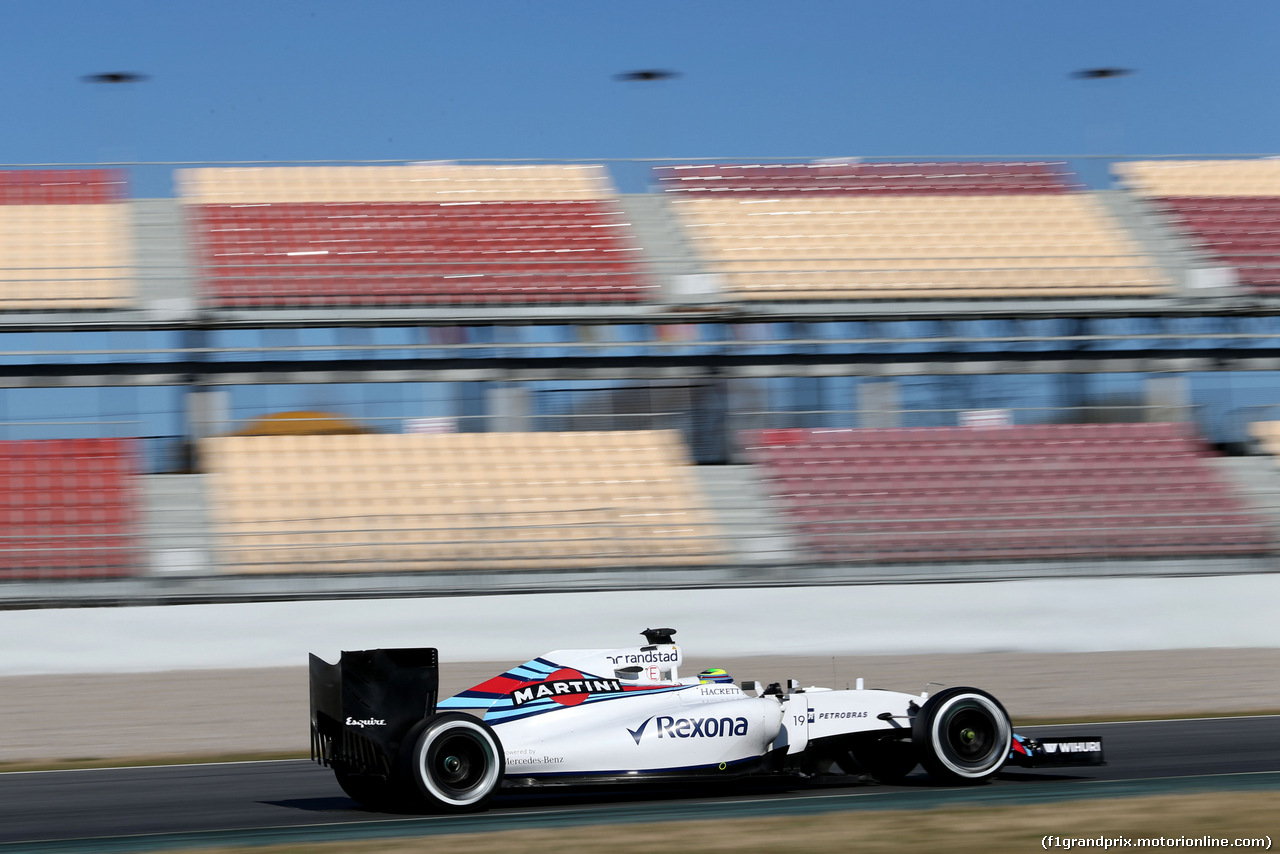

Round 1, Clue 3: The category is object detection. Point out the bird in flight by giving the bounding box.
[83,72,149,84]
[1071,68,1133,80]
[615,70,680,82]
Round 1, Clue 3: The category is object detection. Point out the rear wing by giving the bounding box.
[309,648,439,777]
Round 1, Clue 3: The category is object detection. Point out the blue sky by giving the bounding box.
[3,0,1279,171]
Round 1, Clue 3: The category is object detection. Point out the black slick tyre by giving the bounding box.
[401,713,504,813]
[912,687,1011,784]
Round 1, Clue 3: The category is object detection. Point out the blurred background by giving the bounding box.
[2,2,1280,671]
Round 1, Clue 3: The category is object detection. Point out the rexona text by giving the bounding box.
[630,715,749,743]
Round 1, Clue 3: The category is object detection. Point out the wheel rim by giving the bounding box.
[418,721,501,806]
[944,708,995,762]
[428,732,488,794]
[930,694,1010,778]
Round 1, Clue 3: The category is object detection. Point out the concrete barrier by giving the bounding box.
[5,573,1279,676]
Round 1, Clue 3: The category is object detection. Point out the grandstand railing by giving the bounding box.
[9,153,1280,195]
[730,404,1200,430]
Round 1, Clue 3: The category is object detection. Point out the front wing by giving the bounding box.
[1005,733,1106,768]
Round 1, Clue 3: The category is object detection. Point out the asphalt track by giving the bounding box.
[2,717,1278,853]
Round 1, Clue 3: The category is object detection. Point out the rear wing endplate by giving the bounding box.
[309,648,439,777]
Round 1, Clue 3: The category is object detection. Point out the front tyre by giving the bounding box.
[404,713,504,813]
[913,687,1011,785]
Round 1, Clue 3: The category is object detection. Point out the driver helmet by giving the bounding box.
[698,667,734,684]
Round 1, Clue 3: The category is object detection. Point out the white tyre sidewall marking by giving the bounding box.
[929,693,1011,778]
[416,718,501,807]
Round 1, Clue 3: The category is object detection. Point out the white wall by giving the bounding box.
[4,573,1278,675]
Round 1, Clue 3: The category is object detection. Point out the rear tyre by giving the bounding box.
[913,687,1011,785]
[839,736,919,784]
[402,713,504,813]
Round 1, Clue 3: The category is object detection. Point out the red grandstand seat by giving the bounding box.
[0,438,141,579]
[1158,197,1280,289]
[743,424,1270,563]
[0,169,127,205]
[657,161,1078,196]
[195,200,653,307]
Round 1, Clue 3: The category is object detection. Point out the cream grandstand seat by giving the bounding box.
[1249,421,1280,457]
[204,430,723,573]
[673,194,1169,299]
[0,205,133,309]
[177,164,616,205]
[1117,160,1280,198]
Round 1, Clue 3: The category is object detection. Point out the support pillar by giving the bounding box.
[858,380,900,428]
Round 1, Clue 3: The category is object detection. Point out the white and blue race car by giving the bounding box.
[310,628,1103,813]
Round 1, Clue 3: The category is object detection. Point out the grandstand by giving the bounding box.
[747,423,1271,562]
[180,165,653,306]
[1,157,1280,600]
[660,160,1170,299]
[202,430,723,572]
[0,169,134,309]
[0,438,140,578]
[1118,160,1280,293]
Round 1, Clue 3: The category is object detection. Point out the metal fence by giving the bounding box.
[8,152,1278,196]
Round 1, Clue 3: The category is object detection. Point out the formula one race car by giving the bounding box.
[309,629,1104,813]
